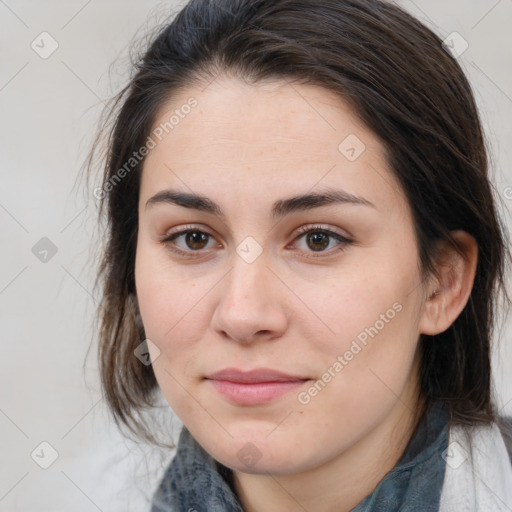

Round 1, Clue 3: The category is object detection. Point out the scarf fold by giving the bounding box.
[151,426,244,512]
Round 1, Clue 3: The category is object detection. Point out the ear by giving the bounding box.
[418,230,478,336]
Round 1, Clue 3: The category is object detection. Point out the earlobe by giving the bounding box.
[418,231,478,336]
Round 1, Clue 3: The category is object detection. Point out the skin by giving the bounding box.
[135,75,478,512]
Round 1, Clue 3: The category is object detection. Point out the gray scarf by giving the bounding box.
[151,403,511,511]
[151,404,512,512]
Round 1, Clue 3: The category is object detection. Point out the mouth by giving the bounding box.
[204,367,310,406]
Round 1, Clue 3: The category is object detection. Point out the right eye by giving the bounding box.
[160,225,222,257]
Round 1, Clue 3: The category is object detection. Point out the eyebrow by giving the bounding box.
[145,187,375,219]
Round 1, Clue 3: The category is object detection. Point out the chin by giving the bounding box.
[219,452,306,476]
[198,432,312,476]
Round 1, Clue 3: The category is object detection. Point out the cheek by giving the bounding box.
[136,276,206,353]
[292,295,420,460]
[135,253,209,417]
[135,245,195,356]
[302,264,421,405]
[303,267,411,355]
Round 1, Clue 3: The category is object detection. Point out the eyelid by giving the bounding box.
[162,223,215,239]
[292,223,351,241]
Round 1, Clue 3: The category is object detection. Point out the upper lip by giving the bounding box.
[206,367,309,383]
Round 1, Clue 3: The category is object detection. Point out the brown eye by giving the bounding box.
[161,227,220,257]
[182,231,210,250]
[292,225,353,258]
[305,232,331,251]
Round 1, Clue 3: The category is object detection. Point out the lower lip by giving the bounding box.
[207,379,308,406]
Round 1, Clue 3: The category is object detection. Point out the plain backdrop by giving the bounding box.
[1,1,511,510]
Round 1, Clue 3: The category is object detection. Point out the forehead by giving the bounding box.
[140,75,408,218]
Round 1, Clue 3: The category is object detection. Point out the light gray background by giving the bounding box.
[1,1,511,510]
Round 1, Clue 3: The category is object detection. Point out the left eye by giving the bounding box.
[291,226,352,256]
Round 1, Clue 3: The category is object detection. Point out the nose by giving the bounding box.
[210,252,288,345]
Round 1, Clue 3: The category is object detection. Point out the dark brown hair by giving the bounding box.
[89,0,510,442]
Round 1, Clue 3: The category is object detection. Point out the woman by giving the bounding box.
[90,0,512,510]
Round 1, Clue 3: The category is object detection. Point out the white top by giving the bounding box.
[440,422,512,511]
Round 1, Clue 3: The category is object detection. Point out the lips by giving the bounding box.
[205,367,310,406]
[206,367,308,384]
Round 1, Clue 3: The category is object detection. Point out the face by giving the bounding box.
[135,75,428,475]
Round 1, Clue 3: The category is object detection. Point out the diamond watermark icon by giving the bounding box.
[442,441,468,469]
[338,134,366,161]
[236,236,263,264]
[32,237,58,263]
[237,442,262,468]
[31,441,59,469]
[442,32,469,59]
[31,31,59,59]
[134,338,161,366]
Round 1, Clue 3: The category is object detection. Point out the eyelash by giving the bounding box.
[160,224,353,260]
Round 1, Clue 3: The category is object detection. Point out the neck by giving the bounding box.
[233,388,425,512]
